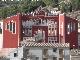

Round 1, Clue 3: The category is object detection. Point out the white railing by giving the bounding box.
[20,41,70,48]
[23,37,35,42]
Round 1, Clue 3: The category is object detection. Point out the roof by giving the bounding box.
[20,42,70,48]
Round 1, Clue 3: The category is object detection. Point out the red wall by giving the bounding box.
[65,16,78,48]
[3,12,78,48]
[3,13,22,48]
[58,14,78,48]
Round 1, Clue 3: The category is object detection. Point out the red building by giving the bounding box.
[3,10,78,48]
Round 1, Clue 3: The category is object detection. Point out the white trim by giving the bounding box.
[59,14,61,43]
[5,23,7,30]
[15,22,16,34]
[61,22,63,36]
[8,21,10,31]
[12,22,13,33]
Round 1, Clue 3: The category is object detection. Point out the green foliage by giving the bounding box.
[71,0,80,10]
[42,0,59,7]
[42,0,53,6]
[0,0,80,19]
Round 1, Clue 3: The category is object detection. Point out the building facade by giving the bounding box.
[3,10,78,48]
[7,43,70,60]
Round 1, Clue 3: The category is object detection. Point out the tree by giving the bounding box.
[59,1,66,12]
[71,0,80,11]
[42,0,54,7]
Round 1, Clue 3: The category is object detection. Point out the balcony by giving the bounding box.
[23,37,35,42]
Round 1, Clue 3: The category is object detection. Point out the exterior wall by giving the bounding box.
[65,17,78,48]
[7,46,70,60]
[3,12,78,48]
[64,48,70,60]
[0,21,3,48]
[21,15,59,43]
[59,14,78,48]
[7,47,23,60]
[48,48,70,60]
[29,47,42,60]
[0,48,16,57]
[3,13,22,48]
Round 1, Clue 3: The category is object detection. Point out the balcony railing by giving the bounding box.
[23,37,35,42]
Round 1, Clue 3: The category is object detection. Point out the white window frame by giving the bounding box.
[6,22,10,30]
[5,23,7,30]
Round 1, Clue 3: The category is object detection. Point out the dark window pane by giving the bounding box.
[53,57,57,60]
[7,23,9,29]
[36,57,39,60]
[13,23,15,33]
[14,53,17,57]
[10,22,12,31]
[53,48,57,52]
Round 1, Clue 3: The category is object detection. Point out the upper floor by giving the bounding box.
[3,10,78,48]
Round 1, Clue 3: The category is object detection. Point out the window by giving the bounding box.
[53,48,57,52]
[52,28,54,31]
[49,41,51,43]
[36,57,39,60]
[24,48,29,54]
[78,22,80,26]
[67,23,70,34]
[49,28,51,30]
[59,58,63,60]
[13,22,15,33]
[23,49,29,58]
[71,22,73,32]
[7,23,9,29]
[39,20,41,24]
[48,21,57,36]
[53,57,57,60]
[25,49,29,54]
[10,21,12,31]
[73,23,75,31]
[14,53,17,57]
[43,58,48,60]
